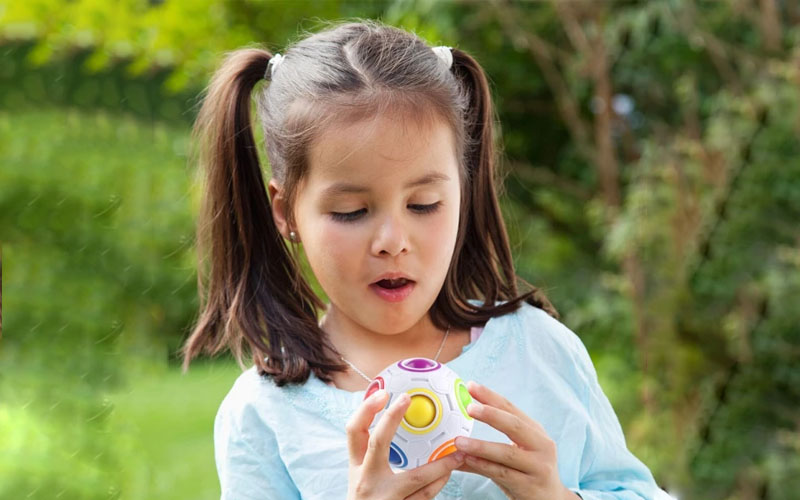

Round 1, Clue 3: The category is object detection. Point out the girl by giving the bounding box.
[181,19,672,500]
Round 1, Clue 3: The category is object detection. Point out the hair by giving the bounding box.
[180,19,559,386]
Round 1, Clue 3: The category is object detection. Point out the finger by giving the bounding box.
[345,389,389,466]
[398,451,465,499]
[466,381,525,421]
[454,437,535,475]
[461,454,528,491]
[403,471,451,500]
[362,392,411,473]
[462,400,540,451]
[467,382,547,446]
[454,460,480,474]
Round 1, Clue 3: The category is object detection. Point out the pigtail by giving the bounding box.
[436,49,559,323]
[180,48,341,385]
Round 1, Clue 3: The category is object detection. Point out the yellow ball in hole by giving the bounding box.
[404,394,436,428]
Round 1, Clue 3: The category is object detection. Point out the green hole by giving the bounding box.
[458,382,472,409]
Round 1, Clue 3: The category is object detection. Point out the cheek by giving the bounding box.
[421,203,461,263]
[306,222,362,276]
[320,222,362,249]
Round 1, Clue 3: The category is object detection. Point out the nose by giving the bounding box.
[370,212,409,257]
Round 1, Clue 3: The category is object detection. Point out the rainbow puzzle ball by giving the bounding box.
[364,357,475,470]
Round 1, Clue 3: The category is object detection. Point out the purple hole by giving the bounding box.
[408,358,434,369]
[397,357,441,372]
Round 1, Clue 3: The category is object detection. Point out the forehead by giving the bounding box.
[305,112,459,192]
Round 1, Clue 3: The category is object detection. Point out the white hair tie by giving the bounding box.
[431,45,453,69]
[265,53,284,81]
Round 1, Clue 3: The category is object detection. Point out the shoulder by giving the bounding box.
[502,301,598,385]
[215,365,284,434]
[471,298,587,357]
[516,302,586,351]
[221,365,275,406]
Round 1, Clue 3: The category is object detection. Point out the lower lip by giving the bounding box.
[369,282,415,302]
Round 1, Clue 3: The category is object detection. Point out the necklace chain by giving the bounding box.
[338,325,451,384]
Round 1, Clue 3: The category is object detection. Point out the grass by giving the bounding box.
[107,360,244,500]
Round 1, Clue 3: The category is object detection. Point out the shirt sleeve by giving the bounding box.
[561,326,675,500]
[214,390,301,500]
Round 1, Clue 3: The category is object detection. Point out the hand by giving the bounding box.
[346,389,467,500]
[453,382,578,500]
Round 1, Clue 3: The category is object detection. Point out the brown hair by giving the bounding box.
[180,19,558,386]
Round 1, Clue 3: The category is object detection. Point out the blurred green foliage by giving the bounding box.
[1,1,799,499]
[0,106,199,499]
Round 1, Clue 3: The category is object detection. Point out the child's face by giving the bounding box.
[286,112,461,336]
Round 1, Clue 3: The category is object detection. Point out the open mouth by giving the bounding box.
[375,278,412,289]
[370,278,416,302]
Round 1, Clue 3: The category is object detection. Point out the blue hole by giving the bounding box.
[388,444,404,466]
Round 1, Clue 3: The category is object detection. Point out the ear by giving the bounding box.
[268,178,291,240]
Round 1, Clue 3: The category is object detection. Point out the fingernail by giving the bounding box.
[452,451,465,463]
[369,389,386,403]
[467,401,482,414]
[397,393,410,405]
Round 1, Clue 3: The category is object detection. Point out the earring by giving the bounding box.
[289,231,297,241]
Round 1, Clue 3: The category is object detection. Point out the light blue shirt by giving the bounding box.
[214,301,674,499]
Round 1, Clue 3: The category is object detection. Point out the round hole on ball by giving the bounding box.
[407,358,435,369]
[364,379,382,401]
[458,382,472,408]
[389,443,405,465]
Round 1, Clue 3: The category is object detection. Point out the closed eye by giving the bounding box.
[330,202,441,223]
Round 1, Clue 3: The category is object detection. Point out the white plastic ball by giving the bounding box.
[364,357,475,470]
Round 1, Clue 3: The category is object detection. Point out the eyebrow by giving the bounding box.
[320,172,451,197]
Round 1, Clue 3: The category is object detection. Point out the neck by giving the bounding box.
[319,304,448,376]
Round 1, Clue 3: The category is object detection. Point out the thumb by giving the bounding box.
[345,389,388,466]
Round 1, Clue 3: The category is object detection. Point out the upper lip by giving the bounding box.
[371,272,415,284]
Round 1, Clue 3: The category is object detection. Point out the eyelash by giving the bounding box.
[330,202,441,222]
